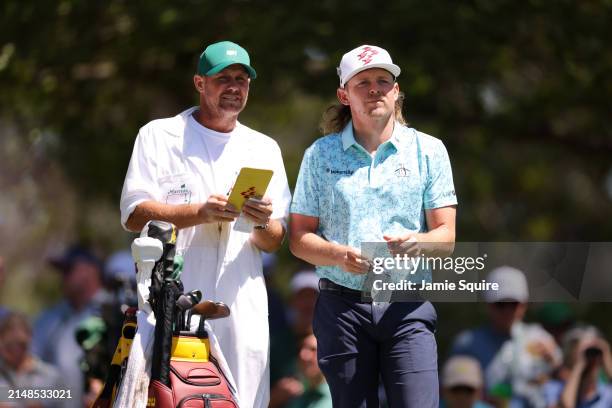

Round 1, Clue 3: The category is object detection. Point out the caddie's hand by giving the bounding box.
[340,247,371,275]
[383,234,420,257]
[243,196,273,227]
[198,194,240,223]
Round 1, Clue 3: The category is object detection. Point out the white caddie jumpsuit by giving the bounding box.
[120,107,292,407]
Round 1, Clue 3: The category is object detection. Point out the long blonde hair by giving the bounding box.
[319,91,407,135]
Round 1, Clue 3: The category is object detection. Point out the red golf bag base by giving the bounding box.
[149,379,237,407]
[147,336,238,407]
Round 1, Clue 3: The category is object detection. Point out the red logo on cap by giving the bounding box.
[357,47,379,65]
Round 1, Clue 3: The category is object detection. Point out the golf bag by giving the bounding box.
[92,221,238,407]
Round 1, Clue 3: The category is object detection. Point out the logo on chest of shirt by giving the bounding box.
[165,183,192,204]
[394,164,410,178]
[326,168,354,176]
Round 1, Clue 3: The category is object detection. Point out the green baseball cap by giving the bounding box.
[197,41,257,79]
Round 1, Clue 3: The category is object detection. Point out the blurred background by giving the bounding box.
[1,1,612,405]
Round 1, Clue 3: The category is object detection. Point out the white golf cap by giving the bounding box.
[290,270,319,293]
[442,356,483,388]
[485,266,529,303]
[337,45,401,87]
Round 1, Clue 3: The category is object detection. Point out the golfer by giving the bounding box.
[289,45,457,407]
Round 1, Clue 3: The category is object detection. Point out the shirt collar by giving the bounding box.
[340,120,406,151]
[340,121,358,151]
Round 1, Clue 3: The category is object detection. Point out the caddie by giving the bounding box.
[120,40,291,407]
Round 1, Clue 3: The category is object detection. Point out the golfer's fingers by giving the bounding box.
[383,234,402,243]
[383,233,414,242]
[400,240,419,252]
[345,254,370,274]
[347,249,371,261]
[343,264,368,274]
[387,236,419,255]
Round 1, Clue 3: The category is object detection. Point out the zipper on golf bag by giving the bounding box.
[178,392,238,407]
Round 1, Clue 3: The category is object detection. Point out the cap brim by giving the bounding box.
[342,63,401,86]
[204,62,257,79]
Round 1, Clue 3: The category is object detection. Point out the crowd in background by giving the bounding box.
[0,250,611,408]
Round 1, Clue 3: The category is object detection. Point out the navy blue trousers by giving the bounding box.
[313,289,439,408]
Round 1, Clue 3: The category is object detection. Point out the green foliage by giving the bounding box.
[2,1,611,241]
[2,1,612,317]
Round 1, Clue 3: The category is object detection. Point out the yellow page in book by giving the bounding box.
[227,167,274,211]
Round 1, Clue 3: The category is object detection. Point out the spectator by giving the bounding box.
[32,246,104,408]
[285,332,333,408]
[451,266,561,406]
[77,249,136,407]
[544,326,612,408]
[535,302,576,346]
[270,270,319,408]
[0,312,65,408]
[103,249,136,305]
[99,249,137,353]
[288,270,319,337]
[0,256,8,320]
[440,356,493,408]
[263,253,290,336]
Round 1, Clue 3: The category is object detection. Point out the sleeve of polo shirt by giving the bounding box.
[423,140,458,209]
[290,145,320,217]
[119,126,159,230]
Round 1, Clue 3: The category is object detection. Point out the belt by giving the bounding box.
[318,278,372,301]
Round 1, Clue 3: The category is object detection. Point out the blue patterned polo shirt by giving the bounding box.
[291,121,457,290]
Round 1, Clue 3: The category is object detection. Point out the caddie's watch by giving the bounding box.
[254,222,268,230]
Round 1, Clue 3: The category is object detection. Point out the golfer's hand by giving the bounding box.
[198,194,240,223]
[243,196,273,227]
[383,234,420,257]
[340,247,371,275]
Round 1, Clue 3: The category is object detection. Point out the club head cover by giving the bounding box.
[131,237,164,264]
[131,237,163,313]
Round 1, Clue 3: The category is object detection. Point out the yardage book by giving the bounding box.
[228,167,273,232]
